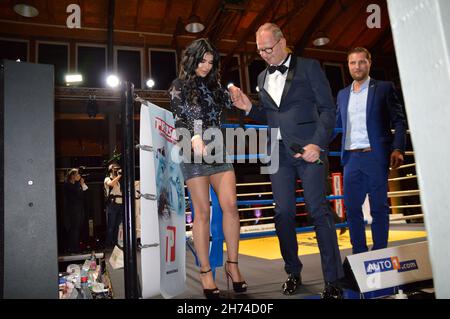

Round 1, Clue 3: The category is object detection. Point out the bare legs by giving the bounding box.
[210,171,244,283]
[186,170,245,292]
[186,176,216,290]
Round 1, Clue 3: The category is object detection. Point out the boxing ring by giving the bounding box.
[182,123,425,272]
[94,82,430,300]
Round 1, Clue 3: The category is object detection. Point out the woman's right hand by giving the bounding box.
[192,135,207,156]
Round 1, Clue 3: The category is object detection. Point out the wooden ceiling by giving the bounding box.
[0,0,395,63]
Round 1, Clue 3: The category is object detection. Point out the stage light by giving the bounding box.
[106,75,120,88]
[146,79,155,88]
[65,74,83,85]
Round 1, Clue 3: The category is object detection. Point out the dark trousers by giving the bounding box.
[67,213,82,253]
[65,206,83,253]
[344,151,389,254]
[106,202,123,247]
[270,144,343,282]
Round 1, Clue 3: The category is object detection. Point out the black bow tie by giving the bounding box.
[268,64,288,74]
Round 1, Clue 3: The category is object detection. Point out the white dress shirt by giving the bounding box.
[264,55,291,140]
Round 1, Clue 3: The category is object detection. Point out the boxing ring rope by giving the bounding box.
[85,90,422,297]
[101,88,426,287]
[396,163,416,169]
[388,190,420,197]
[65,121,421,242]
[388,175,417,182]
[182,147,421,235]
[117,94,423,288]
[187,124,422,238]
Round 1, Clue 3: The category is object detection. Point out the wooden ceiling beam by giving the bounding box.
[269,1,284,22]
[349,0,389,50]
[135,0,143,31]
[370,25,392,56]
[80,0,86,29]
[294,0,335,56]
[244,0,309,68]
[208,11,236,44]
[367,0,392,55]
[189,0,201,16]
[170,16,184,49]
[47,0,56,23]
[330,0,368,50]
[319,0,357,35]
[346,27,367,50]
[201,0,226,41]
[230,0,251,38]
[278,0,309,36]
[222,0,278,69]
[203,0,224,32]
[160,0,173,32]
[107,0,115,72]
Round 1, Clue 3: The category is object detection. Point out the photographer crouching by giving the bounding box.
[104,163,123,249]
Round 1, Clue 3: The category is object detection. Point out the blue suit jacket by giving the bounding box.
[248,56,336,156]
[336,79,406,167]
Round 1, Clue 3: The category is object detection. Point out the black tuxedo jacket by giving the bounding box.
[248,56,336,155]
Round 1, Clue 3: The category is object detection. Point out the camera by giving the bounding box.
[78,166,90,179]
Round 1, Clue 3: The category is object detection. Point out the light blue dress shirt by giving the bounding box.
[345,77,371,150]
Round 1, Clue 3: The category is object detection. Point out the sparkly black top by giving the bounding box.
[169,77,232,139]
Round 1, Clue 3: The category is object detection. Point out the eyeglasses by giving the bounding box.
[257,39,281,55]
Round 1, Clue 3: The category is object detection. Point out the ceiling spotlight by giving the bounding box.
[106,75,120,88]
[185,14,205,33]
[13,4,39,18]
[312,31,330,47]
[146,79,155,88]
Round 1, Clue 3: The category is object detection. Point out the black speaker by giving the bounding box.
[0,60,58,298]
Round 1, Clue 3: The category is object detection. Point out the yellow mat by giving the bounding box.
[229,230,427,260]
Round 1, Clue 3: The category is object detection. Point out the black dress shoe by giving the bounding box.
[282,274,302,295]
[321,282,344,299]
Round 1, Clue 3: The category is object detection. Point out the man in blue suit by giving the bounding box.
[231,23,344,299]
[336,47,406,254]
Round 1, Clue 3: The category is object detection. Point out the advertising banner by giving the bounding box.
[346,241,432,293]
[139,101,186,298]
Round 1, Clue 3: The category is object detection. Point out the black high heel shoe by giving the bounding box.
[225,260,248,293]
[200,268,220,299]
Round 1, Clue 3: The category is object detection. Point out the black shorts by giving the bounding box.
[180,162,234,181]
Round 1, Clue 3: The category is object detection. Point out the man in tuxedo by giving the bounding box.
[336,47,406,254]
[230,23,344,298]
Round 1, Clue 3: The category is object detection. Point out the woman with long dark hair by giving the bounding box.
[169,38,247,299]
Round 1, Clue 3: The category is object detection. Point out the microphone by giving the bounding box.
[290,143,323,165]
